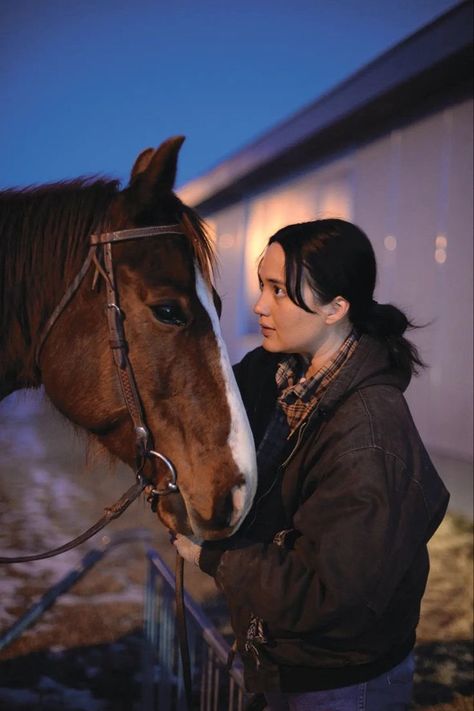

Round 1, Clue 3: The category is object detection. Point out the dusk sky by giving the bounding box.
[0,0,461,191]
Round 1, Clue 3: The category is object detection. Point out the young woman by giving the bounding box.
[174,219,449,711]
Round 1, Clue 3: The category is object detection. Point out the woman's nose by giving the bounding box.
[254,291,268,316]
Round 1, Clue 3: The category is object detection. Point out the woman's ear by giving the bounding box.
[324,296,350,325]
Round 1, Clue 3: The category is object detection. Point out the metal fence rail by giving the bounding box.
[143,548,249,711]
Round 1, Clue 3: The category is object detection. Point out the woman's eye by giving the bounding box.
[273,285,286,297]
[150,303,187,326]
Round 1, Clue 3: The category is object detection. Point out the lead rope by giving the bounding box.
[0,477,147,563]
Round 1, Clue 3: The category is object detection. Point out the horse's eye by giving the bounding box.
[150,303,187,326]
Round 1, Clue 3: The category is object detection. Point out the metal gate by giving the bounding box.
[0,529,249,710]
[143,547,249,711]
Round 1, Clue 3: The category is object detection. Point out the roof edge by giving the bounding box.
[179,1,473,209]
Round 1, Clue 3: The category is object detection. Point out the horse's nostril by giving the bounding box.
[229,484,246,527]
[191,483,247,535]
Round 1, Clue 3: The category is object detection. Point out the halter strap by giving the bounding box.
[90,224,184,244]
[35,224,184,368]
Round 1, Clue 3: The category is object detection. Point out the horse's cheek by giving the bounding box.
[41,291,125,428]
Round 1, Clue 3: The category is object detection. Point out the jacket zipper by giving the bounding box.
[280,420,309,468]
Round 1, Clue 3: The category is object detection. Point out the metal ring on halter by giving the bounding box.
[147,450,179,495]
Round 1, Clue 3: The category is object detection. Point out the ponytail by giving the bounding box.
[353,301,425,376]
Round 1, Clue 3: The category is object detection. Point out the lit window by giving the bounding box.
[434,234,447,264]
[384,235,397,251]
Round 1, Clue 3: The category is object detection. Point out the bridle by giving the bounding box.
[1,221,209,708]
[0,222,189,564]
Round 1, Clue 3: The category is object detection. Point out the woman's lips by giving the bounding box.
[260,324,275,336]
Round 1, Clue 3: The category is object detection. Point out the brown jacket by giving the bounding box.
[200,336,449,692]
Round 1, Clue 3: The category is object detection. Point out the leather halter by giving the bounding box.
[2,223,197,709]
[0,223,189,565]
[37,223,186,498]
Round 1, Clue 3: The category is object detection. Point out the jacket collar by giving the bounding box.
[314,334,411,418]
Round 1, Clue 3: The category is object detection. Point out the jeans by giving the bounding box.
[264,652,415,710]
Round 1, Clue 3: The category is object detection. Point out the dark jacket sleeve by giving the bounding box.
[232,347,279,448]
[204,446,441,638]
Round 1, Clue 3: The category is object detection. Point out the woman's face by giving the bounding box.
[254,242,332,358]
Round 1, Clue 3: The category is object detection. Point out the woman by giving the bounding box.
[174,219,449,710]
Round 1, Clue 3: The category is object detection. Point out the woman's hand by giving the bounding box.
[172,533,203,567]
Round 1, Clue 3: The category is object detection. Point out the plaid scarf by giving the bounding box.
[255,330,359,489]
[276,330,359,434]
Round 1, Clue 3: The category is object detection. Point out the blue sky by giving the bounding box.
[0,0,461,190]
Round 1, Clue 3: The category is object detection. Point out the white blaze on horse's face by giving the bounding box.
[194,267,258,533]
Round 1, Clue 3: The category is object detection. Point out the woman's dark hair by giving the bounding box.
[268,218,425,376]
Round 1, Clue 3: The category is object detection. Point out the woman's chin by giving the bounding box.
[261,338,281,352]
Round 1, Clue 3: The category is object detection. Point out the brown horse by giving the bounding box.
[0,137,257,540]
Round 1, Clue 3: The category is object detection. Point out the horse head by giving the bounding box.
[2,138,257,540]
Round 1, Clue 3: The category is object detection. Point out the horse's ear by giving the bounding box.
[130,147,156,181]
[130,136,185,203]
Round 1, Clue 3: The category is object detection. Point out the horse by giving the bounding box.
[0,136,257,542]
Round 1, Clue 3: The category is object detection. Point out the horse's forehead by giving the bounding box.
[119,237,195,285]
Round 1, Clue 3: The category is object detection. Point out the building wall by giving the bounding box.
[204,97,473,466]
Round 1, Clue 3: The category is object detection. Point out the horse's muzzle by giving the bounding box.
[190,483,250,540]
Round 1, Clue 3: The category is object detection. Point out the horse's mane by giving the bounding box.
[175,199,216,285]
[0,178,120,354]
[0,177,216,363]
